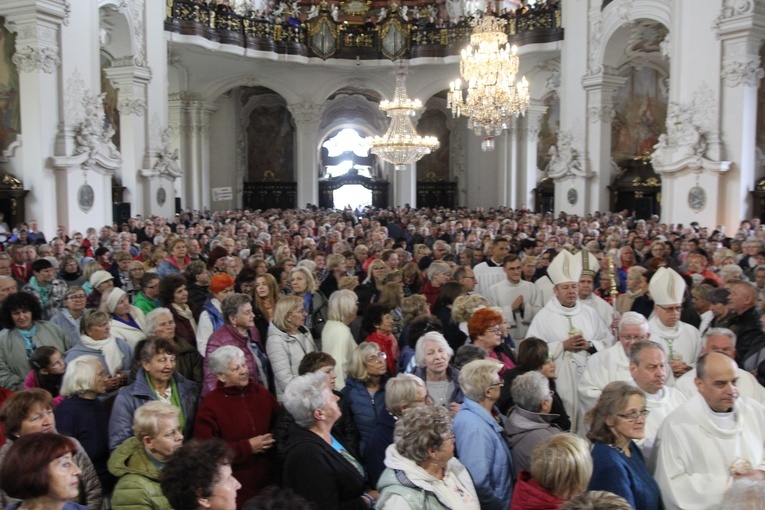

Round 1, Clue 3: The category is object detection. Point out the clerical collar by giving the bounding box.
[708,406,736,431]
[645,388,664,401]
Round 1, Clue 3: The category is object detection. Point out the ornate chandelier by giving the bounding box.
[366,68,440,170]
[446,12,530,151]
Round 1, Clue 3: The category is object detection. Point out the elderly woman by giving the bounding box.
[50,286,88,348]
[289,266,328,341]
[401,261,423,297]
[510,434,593,509]
[109,402,182,510]
[282,371,376,510]
[195,346,279,507]
[377,405,480,510]
[0,389,102,509]
[161,439,241,510]
[319,253,347,297]
[197,274,236,357]
[452,359,514,510]
[108,338,198,450]
[451,294,490,348]
[340,342,388,456]
[0,292,70,390]
[412,331,463,411]
[126,261,146,301]
[101,287,147,349]
[321,290,358,390]
[58,255,84,287]
[362,304,398,374]
[204,294,271,396]
[377,282,405,340]
[157,239,191,279]
[467,307,516,377]
[55,356,115,494]
[144,307,203,390]
[65,309,131,398]
[505,370,562,478]
[0,433,87,510]
[364,374,428,488]
[86,270,114,309]
[159,274,199,350]
[585,381,661,510]
[266,295,317,400]
[420,261,452,312]
[355,259,389,316]
[133,273,162,316]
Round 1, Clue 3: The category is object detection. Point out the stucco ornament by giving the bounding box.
[722,59,765,87]
[152,128,182,179]
[12,46,60,74]
[74,92,121,169]
[545,131,589,180]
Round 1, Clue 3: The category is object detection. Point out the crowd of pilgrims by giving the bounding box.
[0,206,764,509]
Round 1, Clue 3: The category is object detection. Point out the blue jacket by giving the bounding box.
[108,367,198,450]
[452,397,514,510]
[411,365,464,405]
[202,297,225,331]
[340,377,386,456]
[588,441,661,510]
[65,338,133,379]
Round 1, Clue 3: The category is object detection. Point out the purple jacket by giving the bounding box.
[203,323,270,396]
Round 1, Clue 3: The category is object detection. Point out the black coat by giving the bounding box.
[498,367,571,432]
[728,306,765,365]
[281,424,367,510]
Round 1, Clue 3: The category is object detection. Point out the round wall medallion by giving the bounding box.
[688,186,706,212]
[567,187,578,205]
[156,187,167,206]
[77,184,94,212]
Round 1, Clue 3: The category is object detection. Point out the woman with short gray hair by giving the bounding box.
[281,372,376,509]
[194,345,279,506]
[203,293,271,397]
[505,370,561,478]
[144,307,203,391]
[421,261,452,311]
[412,332,463,413]
[377,405,480,509]
[453,359,514,510]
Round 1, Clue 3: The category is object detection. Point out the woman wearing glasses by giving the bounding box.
[266,296,317,401]
[585,381,661,510]
[467,308,516,377]
[340,342,388,456]
[50,286,88,348]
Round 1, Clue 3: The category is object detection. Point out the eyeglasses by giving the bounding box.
[657,305,682,314]
[489,326,502,334]
[488,380,504,388]
[619,335,647,342]
[367,352,388,364]
[442,431,456,442]
[616,410,650,422]
[67,294,86,300]
[292,309,308,316]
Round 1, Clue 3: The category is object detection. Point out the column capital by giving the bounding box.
[288,100,323,128]
[4,1,67,75]
[581,70,628,93]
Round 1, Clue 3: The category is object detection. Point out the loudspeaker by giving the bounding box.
[113,203,131,224]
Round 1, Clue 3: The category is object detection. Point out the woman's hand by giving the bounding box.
[249,433,275,453]
[448,402,462,416]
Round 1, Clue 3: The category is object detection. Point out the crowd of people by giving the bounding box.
[0,205,764,510]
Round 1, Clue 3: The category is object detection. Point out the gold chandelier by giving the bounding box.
[366,68,440,170]
[446,12,530,151]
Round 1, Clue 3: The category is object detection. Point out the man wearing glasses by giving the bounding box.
[647,268,702,378]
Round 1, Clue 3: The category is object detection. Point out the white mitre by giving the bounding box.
[548,250,582,285]
[578,250,600,278]
[649,267,686,306]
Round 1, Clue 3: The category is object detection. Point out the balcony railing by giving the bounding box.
[165,0,563,60]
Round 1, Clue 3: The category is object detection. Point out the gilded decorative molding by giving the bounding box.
[12,46,60,74]
[722,59,765,87]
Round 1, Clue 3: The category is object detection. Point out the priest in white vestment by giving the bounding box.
[487,254,539,341]
[628,341,686,471]
[675,328,765,402]
[527,250,610,433]
[473,237,510,296]
[655,353,765,510]
[577,250,616,346]
[647,268,702,379]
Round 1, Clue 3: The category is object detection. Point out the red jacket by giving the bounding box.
[365,331,398,375]
[194,380,280,509]
[419,280,441,312]
[509,471,566,510]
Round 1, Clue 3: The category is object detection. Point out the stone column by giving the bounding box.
[392,163,417,208]
[582,69,627,213]
[104,61,151,209]
[2,0,67,234]
[289,101,322,208]
[508,118,519,209]
[185,100,217,211]
[718,7,765,229]
[522,104,547,209]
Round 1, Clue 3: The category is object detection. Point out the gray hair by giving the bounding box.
[282,371,330,428]
[618,311,649,333]
[327,289,357,322]
[459,358,503,402]
[290,266,317,293]
[207,345,245,376]
[628,340,666,366]
[414,332,454,367]
[452,294,490,323]
[559,491,632,510]
[346,342,382,382]
[703,327,737,347]
[426,261,452,281]
[132,401,180,440]
[385,374,427,417]
[511,371,551,413]
[144,307,174,337]
[394,405,452,464]
[60,355,103,397]
[221,293,252,325]
[720,264,743,281]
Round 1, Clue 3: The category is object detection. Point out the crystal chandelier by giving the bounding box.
[446,12,530,151]
[366,68,440,170]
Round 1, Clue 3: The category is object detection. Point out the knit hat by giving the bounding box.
[649,267,686,306]
[90,270,114,289]
[104,287,127,314]
[210,274,235,294]
[579,250,600,278]
[547,250,582,285]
